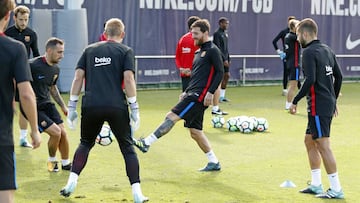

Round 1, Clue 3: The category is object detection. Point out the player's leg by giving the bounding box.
[18,113,31,147]
[282,61,289,96]
[58,123,71,170]
[60,107,101,197]
[313,116,343,199]
[18,104,31,148]
[108,108,148,202]
[212,85,228,115]
[44,123,62,172]
[37,107,61,172]
[219,66,230,102]
[134,96,198,153]
[299,119,323,194]
[286,80,297,110]
[0,191,15,203]
[0,146,16,203]
[187,107,220,171]
[47,104,72,170]
[134,111,179,153]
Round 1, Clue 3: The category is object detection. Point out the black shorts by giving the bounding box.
[305,114,332,140]
[224,66,229,73]
[80,107,133,146]
[37,103,63,133]
[0,146,17,190]
[288,67,300,81]
[171,93,207,130]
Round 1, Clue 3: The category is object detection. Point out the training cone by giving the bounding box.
[280,180,296,188]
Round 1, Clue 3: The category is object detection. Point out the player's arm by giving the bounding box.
[292,51,316,105]
[31,32,40,57]
[175,39,182,69]
[208,49,224,94]
[50,84,67,112]
[66,68,85,129]
[332,56,343,98]
[272,31,283,50]
[70,69,85,97]
[213,33,226,61]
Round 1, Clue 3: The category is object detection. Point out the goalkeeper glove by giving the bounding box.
[276,49,286,61]
[67,100,78,130]
[129,102,140,131]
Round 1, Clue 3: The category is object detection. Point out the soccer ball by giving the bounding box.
[238,117,254,134]
[211,116,225,128]
[96,125,114,146]
[255,117,269,132]
[226,117,239,132]
[249,116,258,131]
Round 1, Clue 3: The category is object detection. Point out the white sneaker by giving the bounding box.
[133,193,149,203]
[20,138,33,148]
[60,181,77,197]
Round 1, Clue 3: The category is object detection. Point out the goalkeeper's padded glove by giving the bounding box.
[129,102,140,131]
[67,100,78,130]
[276,49,286,61]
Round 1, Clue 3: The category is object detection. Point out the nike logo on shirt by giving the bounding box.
[346,33,360,50]
[38,75,45,79]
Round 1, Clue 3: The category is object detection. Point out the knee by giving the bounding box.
[48,125,62,139]
[190,129,201,140]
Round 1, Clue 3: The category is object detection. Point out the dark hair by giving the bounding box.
[191,19,210,33]
[45,37,64,50]
[187,16,200,30]
[0,0,15,20]
[218,17,228,24]
[297,18,318,36]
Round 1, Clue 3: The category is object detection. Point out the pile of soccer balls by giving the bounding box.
[211,115,269,134]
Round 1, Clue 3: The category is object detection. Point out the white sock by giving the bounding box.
[144,133,157,145]
[48,157,57,162]
[19,129,28,140]
[311,169,322,186]
[131,182,143,195]
[206,150,218,163]
[68,172,79,184]
[285,101,292,110]
[328,172,342,192]
[212,105,219,112]
[220,89,225,98]
[62,159,71,166]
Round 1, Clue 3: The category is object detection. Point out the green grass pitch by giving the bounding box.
[14,83,360,203]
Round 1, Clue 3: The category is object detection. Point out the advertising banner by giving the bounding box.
[17,0,360,86]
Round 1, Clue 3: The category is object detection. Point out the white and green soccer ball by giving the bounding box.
[255,117,269,132]
[238,117,254,134]
[249,116,258,131]
[96,124,114,146]
[211,116,225,128]
[226,117,239,132]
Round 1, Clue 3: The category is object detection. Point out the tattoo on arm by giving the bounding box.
[153,117,175,138]
[50,85,65,108]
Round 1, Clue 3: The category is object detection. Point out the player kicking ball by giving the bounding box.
[133,19,222,172]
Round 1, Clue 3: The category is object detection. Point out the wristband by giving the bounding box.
[70,95,79,101]
[127,96,136,104]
